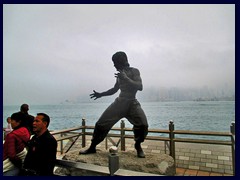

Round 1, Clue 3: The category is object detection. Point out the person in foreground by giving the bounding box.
[3,112,31,176]
[79,51,148,158]
[23,113,57,176]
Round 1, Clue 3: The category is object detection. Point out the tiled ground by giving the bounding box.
[175,167,233,176]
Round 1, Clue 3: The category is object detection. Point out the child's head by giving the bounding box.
[6,117,11,124]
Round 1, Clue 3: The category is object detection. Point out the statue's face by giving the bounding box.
[113,61,124,71]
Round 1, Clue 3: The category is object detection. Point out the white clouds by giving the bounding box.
[3,4,235,105]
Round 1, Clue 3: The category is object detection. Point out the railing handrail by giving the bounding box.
[51,126,83,135]
[173,130,232,136]
[51,126,233,138]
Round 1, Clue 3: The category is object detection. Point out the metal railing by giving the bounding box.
[51,118,235,175]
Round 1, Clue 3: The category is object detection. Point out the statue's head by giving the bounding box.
[112,51,130,70]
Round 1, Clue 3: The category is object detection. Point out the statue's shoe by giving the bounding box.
[135,143,145,158]
[136,148,145,158]
[79,148,96,155]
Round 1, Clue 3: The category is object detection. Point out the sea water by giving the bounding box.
[3,101,235,140]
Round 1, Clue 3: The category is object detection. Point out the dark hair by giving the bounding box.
[20,104,29,112]
[11,112,26,128]
[37,113,50,127]
[112,51,130,67]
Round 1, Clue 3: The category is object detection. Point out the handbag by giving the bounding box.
[3,148,27,173]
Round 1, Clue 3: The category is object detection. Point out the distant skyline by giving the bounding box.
[3,4,235,105]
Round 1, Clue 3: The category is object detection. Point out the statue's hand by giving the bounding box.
[90,90,102,100]
[115,70,128,80]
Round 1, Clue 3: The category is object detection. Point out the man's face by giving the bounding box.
[33,115,47,133]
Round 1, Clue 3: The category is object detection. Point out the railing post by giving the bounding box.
[82,118,86,148]
[108,146,119,176]
[169,120,175,160]
[120,120,125,151]
[60,133,63,154]
[230,121,235,175]
[105,137,108,150]
[230,121,235,135]
[164,141,169,154]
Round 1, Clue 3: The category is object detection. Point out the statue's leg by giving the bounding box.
[127,100,148,158]
[80,99,123,154]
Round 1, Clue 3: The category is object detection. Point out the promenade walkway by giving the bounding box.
[57,136,234,176]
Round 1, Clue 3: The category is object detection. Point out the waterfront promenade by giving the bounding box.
[57,135,234,176]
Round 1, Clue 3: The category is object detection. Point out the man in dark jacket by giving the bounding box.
[20,104,34,134]
[23,113,57,176]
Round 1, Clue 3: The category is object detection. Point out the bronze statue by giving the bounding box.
[79,51,148,158]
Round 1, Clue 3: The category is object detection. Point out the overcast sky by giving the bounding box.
[3,4,235,105]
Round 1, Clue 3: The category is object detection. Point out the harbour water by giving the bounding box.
[3,101,235,140]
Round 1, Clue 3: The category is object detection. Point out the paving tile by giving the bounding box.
[188,161,196,166]
[179,148,191,153]
[151,149,161,153]
[212,151,224,156]
[176,159,184,164]
[125,144,132,147]
[190,149,201,153]
[224,169,234,175]
[185,152,195,157]
[206,163,218,168]
[201,150,211,155]
[189,165,199,170]
[144,149,152,153]
[177,164,188,169]
[179,156,189,160]
[184,169,198,176]
[209,172,223,176]
[176,152,185,156]
[189,157,200,161]
[223,165,232,170]
[212,159,224,165]
[223,152,232,156]
[199,166,212,172]
[147,145,158,150]
[126,147,134,151]
[218,155,230,161]
[183,160,190,165]
[194,162,205,167]
[206,154,218,160]
[175,168,186,175]
[223,161,232,165]
[195,153,206,158]
[223,173,233,176]
[201,158,211,163]
[197,170,210,176]
[212,168,224,173]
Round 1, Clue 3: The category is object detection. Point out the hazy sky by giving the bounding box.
[3,4,235,105]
